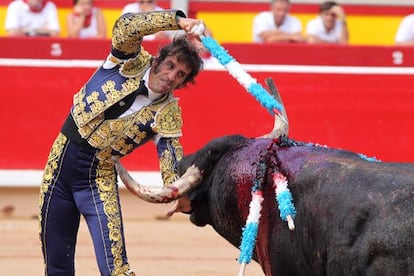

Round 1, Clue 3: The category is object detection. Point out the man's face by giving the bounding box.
[148,55,191,94]
[138,0,156,12]
[27,0,44,10]
[272,1,290,26]
[321,8,337,31]
[76,0,93,15]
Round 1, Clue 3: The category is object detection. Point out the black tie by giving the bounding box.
[137,80,148,96]
[105,80,148,119]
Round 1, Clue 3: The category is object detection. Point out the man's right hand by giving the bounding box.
[331,5,346,21]
[177,17,207,40]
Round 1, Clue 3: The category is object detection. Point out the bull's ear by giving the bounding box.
[166,195,193,217]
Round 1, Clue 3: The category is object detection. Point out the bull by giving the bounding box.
[114,80,414,275]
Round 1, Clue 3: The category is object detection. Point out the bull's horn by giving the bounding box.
[114,159,202,203]
[259,78,289,139]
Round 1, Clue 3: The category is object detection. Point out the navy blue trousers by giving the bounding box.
[39,133,134,275]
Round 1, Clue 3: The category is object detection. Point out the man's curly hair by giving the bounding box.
[154,35,204,88]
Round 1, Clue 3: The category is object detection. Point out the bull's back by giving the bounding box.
[187,137,414,275]
[281,145,414,275]
[227,141,414,275]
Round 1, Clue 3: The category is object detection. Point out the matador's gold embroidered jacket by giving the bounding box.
[70,10,187,185]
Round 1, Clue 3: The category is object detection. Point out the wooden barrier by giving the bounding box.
[0,37,413,173]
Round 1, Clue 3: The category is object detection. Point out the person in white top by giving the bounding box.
[4,0,60,37]
[305,1,349,44]
[121,0,171,41]
[252,0,304,43]
[395,14,414,46]
[67,0,106,38]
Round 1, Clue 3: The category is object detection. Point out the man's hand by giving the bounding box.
[177,17,206,40]
[331,5,346,21]
[289,32,305,43]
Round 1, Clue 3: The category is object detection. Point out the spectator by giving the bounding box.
[252,0,304,43]
[121,0,170,40]
[395,14,414,45]
[4,0,60,37]
[305,1,349,44]
[66,0,106,38]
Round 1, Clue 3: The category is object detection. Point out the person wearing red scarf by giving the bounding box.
[66,0,106,38]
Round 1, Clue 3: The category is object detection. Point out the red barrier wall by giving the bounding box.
[2,0,413,15]
[1,37,413,171]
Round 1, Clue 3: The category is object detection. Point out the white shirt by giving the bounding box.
[120,67,165,144]
[120,68,161,117]
[395,14,414,43]
[252,11,302,43]
[5,0,60,35]
[306,16,343,43]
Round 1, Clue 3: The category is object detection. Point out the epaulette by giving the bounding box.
[151,99,182,138]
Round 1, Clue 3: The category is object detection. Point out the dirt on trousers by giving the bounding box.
[0,187,264,275]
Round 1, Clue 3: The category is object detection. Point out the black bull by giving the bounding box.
[176,135,414,275]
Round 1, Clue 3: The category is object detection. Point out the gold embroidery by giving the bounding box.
[91,95,183,162]
[39,133,67,215]
[38,133,68,270]
[137,107,154,125]
[87,108,152,150]
[73,11,181,129]
[92,106,157,161]
[94,161,131,275]
[38,133,133,274]
[112,11,180,57]
[101,81,118,100]
[112,264,135,276]
[86,90,100,104]
[72,87,89,127]
[151,100,183,138]
[171,138,183,162]
[78,114,105,138]
[72,11,183,131]
[159,138,182,186]
[77,93,182,166]
[119,52,152,78]
[160,148,175,186]
[72,77,142,128]
[112,138,134,155]
[110,120,126,134]
[125,125,147,145]
[96,148,113,163]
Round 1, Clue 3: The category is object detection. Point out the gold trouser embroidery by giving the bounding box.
[95,160,132,275]
[38,133,68,272]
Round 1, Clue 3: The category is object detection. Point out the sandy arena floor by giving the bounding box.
[0,187,264,275]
